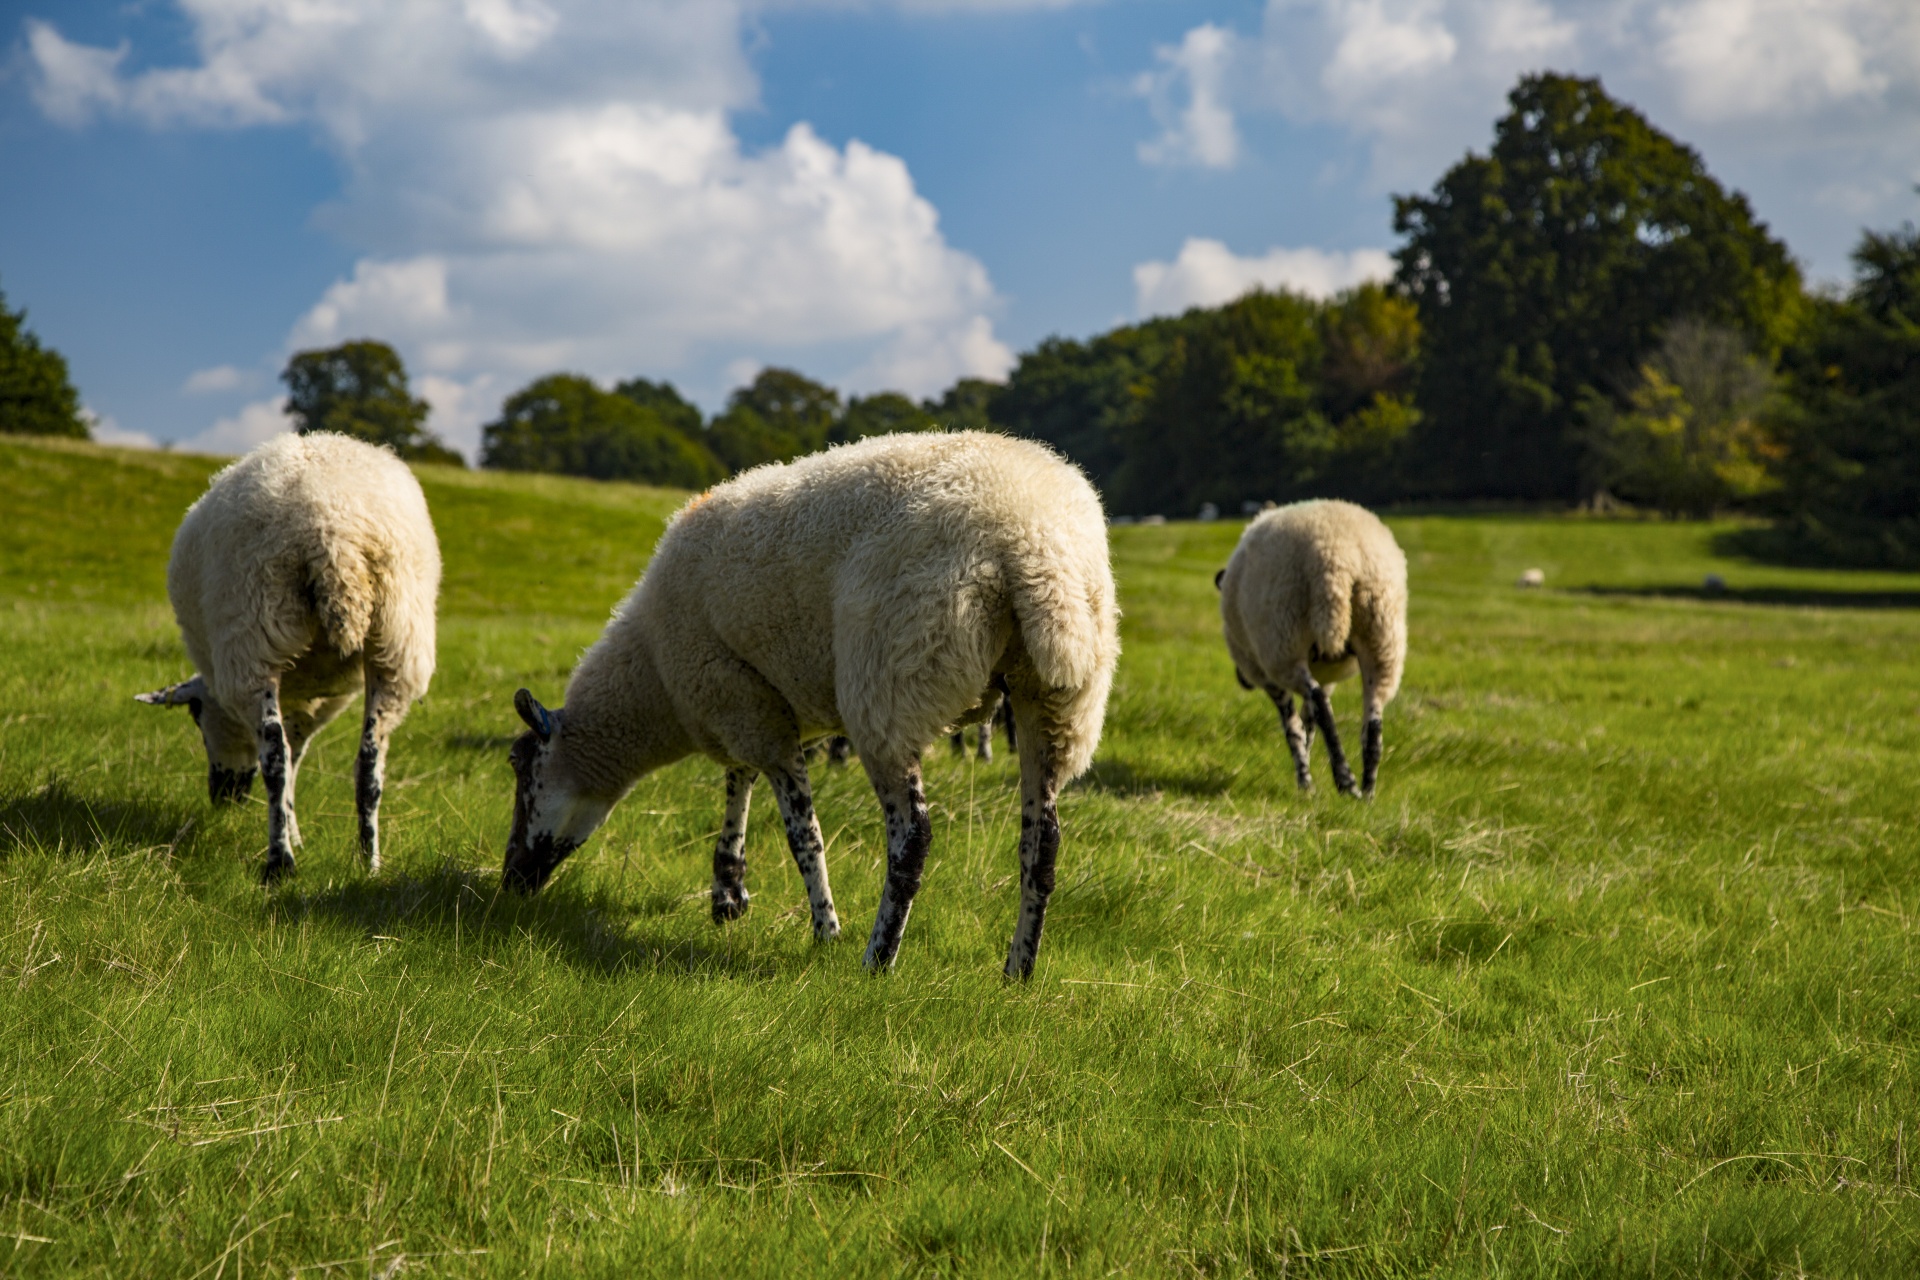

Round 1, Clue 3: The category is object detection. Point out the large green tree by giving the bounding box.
[1393,73,1801,501]
[1767,222,1920,564]
[281,340,462,465]
[0,282,88,439]
[833,391,937,444]
[481,373,727,488]
[705,368,842,472]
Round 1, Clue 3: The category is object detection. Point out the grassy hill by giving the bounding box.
[2,433,1918,1275]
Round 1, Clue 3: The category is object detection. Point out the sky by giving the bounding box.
[3,0,1917,459]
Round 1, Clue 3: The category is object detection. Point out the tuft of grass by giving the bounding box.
[3,434,1919,1276]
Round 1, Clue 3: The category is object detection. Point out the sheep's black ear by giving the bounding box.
[514,688,554,741]
[1214,568,1226,590]
[136,675,207,708]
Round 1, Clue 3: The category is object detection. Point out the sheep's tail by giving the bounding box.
[1003,519,1120,782]
[1308,562,1355,658]
[304,538,380,658]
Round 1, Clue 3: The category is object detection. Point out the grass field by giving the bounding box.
[3,432,1919,1277]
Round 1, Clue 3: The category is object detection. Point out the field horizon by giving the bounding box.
[3,433,1918,1276]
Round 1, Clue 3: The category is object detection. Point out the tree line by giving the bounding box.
[4,73,1916,565]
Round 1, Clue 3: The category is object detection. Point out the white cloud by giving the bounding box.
[1147,0,1920,275]
[1135,23,1241,169]
[27,0,1010,438]
[1133,238,1394,316]
[181,364,248,394]
[81,408,160,450]
[177,398,292,456]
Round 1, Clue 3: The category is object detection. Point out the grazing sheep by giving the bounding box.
[949,680,1016,760]
[1216,499,1406,797]
[137,432,441,880]
[503,431,1119,978]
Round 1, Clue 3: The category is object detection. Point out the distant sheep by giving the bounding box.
[950,680,1016,761]
[138,433,441,880]
[503,431,1119,979]
[1217,499,1406,797]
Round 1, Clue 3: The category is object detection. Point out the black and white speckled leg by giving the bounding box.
[710,767,757,923]
[1003,699,1060,981]
[862,763,932,971]
[254,685,295,883]
[355,674,406,874]
[1266,687,1314,791]
[1304,677,1358,797]
[768,761,840,941]
[1361,716,1384,797]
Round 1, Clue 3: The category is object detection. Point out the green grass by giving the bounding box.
[3,433,1919,1276]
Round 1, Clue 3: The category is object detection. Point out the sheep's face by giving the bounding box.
[503,689,612,893]
[136,676,258,804]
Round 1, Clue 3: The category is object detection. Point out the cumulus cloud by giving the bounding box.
[1135,23,1241,169]
[82,408,160,450]
[181,364,248,394]
[26,0,1014,451]
[176,398,292,456]
[1134,239,1394,316]
[1145,0,1920,275]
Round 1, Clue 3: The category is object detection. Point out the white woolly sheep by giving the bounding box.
[137,432,441,880]
[1216,499,1407,797]
[503,430,1119,979]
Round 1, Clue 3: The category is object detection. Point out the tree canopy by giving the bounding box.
[834,391,937,444]
[1393,73,1801,501]
[705,368,843,472]
[1767,223,1920,564]
[281,340,462,465]
[0,282,88,439]
[480,373,727,488]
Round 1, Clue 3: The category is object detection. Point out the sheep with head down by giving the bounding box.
[1217,499,1406,797]
[137,432,441,880]
[503,430,1119,979]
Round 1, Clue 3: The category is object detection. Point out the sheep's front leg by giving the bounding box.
[711,767,757,923]
[862,760,932,971]
[1265,687,1314,791]
[767,760,841,941]
[254,683,296,883]
[356,674,408,873]
[1297,668,1358,798]
[1004,696,1061,981]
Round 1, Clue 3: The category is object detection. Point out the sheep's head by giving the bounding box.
[135,676,258,804]
[503,688,612,893]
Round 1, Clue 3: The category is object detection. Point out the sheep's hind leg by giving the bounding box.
[1297,667,1359,798]
[1358,663,1388,798]
[1003,693,1061,981]
[767,758,841,941]
[711,767,757,923]
[861,759,932,972]
[253,683,296,883]
[356,672,408,874]
[1265,687,1314,791]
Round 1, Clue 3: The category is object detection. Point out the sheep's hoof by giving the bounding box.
[711,887,750,923]
[813,916,842,943]
[260,854,296,884]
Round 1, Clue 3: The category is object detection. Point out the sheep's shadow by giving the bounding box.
[276,863,770,978]
[1580,584,1920,610]
[1073,757,1240,799]
[0,779,200,861]
[444,732,520,752]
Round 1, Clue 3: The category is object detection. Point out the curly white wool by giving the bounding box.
[1219,498,1407,797]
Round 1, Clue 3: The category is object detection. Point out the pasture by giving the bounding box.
[3,433,1918,1276]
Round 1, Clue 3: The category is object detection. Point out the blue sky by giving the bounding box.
[4,0,1917,457]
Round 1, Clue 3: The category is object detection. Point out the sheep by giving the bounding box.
[137,432,441,881]
[502,430,1118,978]
[1216,499,1406,797]
[949,679,1016,760]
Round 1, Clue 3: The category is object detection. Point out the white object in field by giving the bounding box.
[1517,568,1546,588]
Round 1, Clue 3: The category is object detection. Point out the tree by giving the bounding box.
[706,368,842,472]
[481,374,727,488]
[924,378,1000,431]
[0,281,87,439]
[281,340,463,465]
[989,321,1184,493]
[833,391,936,444]
[613,377,705,440]
[1767,222,1920,564]
[1393,73,1802,501]
[1581,319,1779,518]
